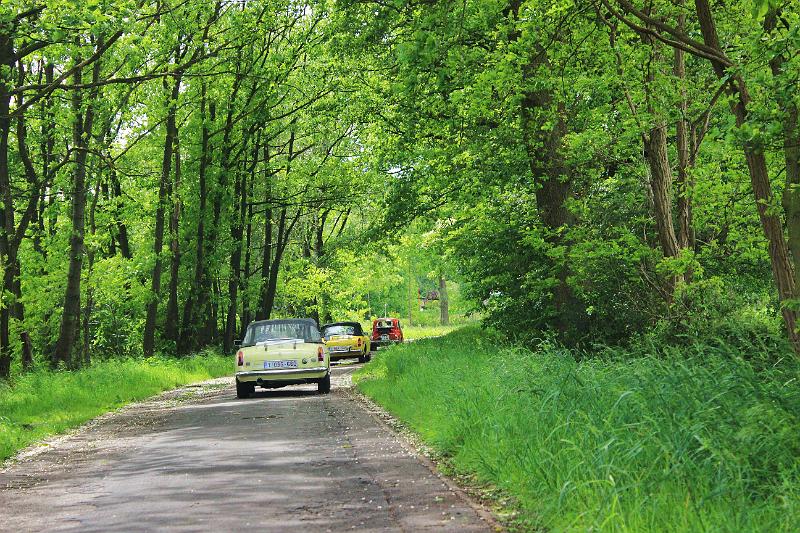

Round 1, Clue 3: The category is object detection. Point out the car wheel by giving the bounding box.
[236,379,253,399]
[318,373,331,394]
[366,353,372,362]
[358,353,366,363]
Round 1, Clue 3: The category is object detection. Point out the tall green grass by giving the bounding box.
[402,324,464,340]
[355,327,800,532]
[0,352,230,461]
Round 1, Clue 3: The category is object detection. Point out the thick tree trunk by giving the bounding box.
[520,63,586,339]
[0,38,14,378]
[640,35,681,282]
[143,77,179,356]
[165,121,182,344]
[53,53,99,368]
[693,0,800,351]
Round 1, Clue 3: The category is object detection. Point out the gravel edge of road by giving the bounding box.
[1,377,231,471]
[343,386,506,533]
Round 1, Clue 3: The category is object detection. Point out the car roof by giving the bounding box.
[247,318,319,328]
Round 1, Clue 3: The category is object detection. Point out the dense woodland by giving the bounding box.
[0,0,798,378]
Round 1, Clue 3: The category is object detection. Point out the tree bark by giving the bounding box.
[180,84,212,353]
[0,36,15,378]
[224,136,253,353]
[520,51,586,339]
[108,171,132,259]
[53,48,100,368]
[693,0,800,351]
[144,76,179,356]
[439,272,449,326]
[165,115,182,345]
[674,11,694,253]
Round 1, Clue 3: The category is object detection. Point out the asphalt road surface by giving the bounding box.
[0,363,494,532]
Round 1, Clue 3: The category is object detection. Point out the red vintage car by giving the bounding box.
[371,317,404,349]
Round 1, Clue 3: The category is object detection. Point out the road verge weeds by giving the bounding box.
[0,351,229,462]
[354,326,800,532]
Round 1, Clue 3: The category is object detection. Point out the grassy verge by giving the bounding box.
[355,326,800,532]
[0,351,230,462]
[402,324,464,340]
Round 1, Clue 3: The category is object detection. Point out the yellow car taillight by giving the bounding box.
[317,346,324,362]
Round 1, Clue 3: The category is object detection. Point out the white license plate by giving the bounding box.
[263,360,298,369]
[380,335,389,341]
[329,346,349,352]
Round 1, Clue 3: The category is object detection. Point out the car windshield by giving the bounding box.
[323,325,357,337]
[243,321,322,345]
[375,320,394,329]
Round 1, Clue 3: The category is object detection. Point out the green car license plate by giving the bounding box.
[264,360,298,369]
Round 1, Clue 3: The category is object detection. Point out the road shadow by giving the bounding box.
[245,388,319,399]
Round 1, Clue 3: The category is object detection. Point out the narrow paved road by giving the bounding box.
[0,364,493,532]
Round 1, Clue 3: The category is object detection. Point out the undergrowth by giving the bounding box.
[355,326,800,532]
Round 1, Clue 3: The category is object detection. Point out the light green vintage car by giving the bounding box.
[234,319,330,398]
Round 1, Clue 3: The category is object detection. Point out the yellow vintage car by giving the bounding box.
[321,321,371,363]
[234,318,330,398]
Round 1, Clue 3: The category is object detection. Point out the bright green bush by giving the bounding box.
[356,327,800,532]
[0,351,230,461]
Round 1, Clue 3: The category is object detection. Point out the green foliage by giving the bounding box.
[356,328,800,532]
[0,351,230,461]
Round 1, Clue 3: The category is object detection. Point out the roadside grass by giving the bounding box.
[0,351,230,462]
[355,326,800,532]
[402,324,463,340]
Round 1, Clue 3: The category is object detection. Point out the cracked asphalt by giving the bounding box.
[0,363,494,532]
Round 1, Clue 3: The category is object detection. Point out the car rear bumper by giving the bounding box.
[329,349,365,360]
[371,340,401,348]
[236,367,328,382]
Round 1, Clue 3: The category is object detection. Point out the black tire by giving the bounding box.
[318,373,331,394]
[366,352,372,362]
[358,353,366,364]
[236,379,253,399]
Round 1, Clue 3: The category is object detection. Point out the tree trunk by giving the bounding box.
[764,11,800,311]
[255,145,273,322]
[0,37,14,378]
[640,35,681,281]
[165,116,182,345]
[240,168,255,338]
[224,139,251,353]
[257,132,300,321]
[53,51,99,368]
[644,125,680,260]
[180,84,212,353]
[693,0,800,351]
[439,272,449,326]
[674,11,694,254]
[144,77,179,356]
[82,182,101,367]
[520,67,586,339]
[109,171,132,259]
